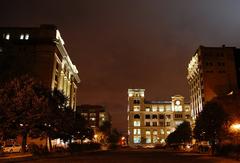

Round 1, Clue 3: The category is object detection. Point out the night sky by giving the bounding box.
[1,0,240,133]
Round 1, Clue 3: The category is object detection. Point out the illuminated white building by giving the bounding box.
[127,89,192,147]
[0,25,80,110]
[187,45,240,119]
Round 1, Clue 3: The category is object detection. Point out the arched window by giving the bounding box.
[134,114,140,119]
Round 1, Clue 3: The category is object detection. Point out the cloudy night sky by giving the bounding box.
[1,0,240,133]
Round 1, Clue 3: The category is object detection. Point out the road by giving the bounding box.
[5,149,239,163]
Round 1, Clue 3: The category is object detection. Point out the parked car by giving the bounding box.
[3,144,22,153]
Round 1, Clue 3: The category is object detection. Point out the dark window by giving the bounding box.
[133,99,140,104]
[152,114,158,119]
[145,114,151,119]
[159,114,164,119]
[174,114,183,118]
[166,115,171,119]
[134,114,140,119]
[159,122,164,127]
[152,122,157,126]
[145,122,150,126]
[166,122,171,126]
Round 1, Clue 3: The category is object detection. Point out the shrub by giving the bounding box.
[28,143,49,156]
[68,143,101,153]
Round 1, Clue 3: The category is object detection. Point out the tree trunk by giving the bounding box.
[48,137,52,152]
[21,132,27,153]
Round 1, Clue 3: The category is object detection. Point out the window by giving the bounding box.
[145,114,150,119]
[90,117,96,121]
[20,34,24,40]
[133,136,141,144]
[145,122,150,126]
[166,130,171,135]
[185,114,191,119]
[152,114,158,119]
[146,130,151,144]
[5,34,10,40]
[145,107,150,112]
[153,130,158,143]
[134,129,141,135]
[134,121,140,127]
[174,105,182,112]
[133,99,140,104]
[159,114,164,119]
[153,130,158,135]
[166,122,171,126]
[25,34,29,40]
[166,115,171,119]
[175,121,183,126]
[159,106,164,112]
[160,129,164,134]
[152,106,158,112]
[159,122,164,127]
[166,105,171,111]
[134,114,140,119]
[174,114,183,118]
[133,106,140,111]
[152,122,157,126]
[90,113,96,117]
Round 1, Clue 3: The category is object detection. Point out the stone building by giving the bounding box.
[187,45,240,119]
[0,24,80,110]
[127,89,192,147]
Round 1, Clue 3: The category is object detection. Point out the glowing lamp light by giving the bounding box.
[121,136,125,140]
[231,123,240,131]
[94,134,98,139]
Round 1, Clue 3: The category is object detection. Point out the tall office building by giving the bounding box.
[0,25,80,110]
[127,89,192,147]
[187,45,240,119]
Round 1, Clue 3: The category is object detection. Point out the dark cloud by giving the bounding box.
[1,0,240,133]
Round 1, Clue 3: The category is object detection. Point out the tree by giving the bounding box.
[193,101,229,154]
[0,76,48,152]
[166,121,192,145]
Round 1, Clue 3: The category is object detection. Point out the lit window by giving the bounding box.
[133,121,140,127]
[20,34,24,40]
[174,105,182,112]
[25,34,29,40]
[145,131,151,143]
[90,117,96,121]
[145,108,150,112]
[133,136,141,144]
[159,106,164,112]
[152,106,157,112]
[160,139,165,144]
[146,130,151,135]
[160,129,164,134]
[5,34,10,40]
[175,121,183,126]
[153,130,158,135]
[133,106,140,111]
[133,129,141,135]
[166,130,171,135]
[166,105,171,111]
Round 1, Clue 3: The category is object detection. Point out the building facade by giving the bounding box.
[187,45,240,119]
[0,25,80,110]
[76,105,111,129]
[127,89,192,147]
